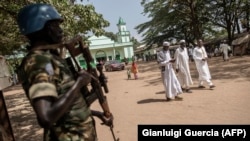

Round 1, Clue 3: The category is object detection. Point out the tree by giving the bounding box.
[0,0,110,72]
[130,37,140,50]
[137,0,249,47]
[136,0,210,47]
[104,32,117,41]
[0,0,109,55]
[240,0,250,32]
[205,0,247,44]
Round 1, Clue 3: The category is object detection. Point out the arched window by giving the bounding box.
[95,50,107,62]
[115,51,120,61]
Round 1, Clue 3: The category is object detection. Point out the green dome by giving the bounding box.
[117,17,126,25]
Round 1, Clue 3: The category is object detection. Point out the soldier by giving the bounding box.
[17,3,112,141]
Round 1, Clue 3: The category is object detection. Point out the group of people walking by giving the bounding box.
[157,39,216,101]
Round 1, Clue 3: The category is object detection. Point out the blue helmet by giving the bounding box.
[17,3,63,35]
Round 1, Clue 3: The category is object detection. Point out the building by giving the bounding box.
[77,17,134,68]
[232,32,250,56]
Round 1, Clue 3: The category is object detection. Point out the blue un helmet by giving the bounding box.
[17,3,63,35]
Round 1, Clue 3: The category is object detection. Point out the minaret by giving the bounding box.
[117,17,130,43]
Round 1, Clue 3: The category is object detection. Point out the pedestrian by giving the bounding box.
[127,68,131,80]
[131,60,138,79]
[124,57,128,65]
[188,45,194,62]
[157,41,183,101]
[174,40,193,93]
[214,47,219,57]
[16,3,112,141]
[193,39,215,89]
[219,40,230,61]
[12,73,18,85]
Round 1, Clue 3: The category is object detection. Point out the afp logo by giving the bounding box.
[222,129,246,138]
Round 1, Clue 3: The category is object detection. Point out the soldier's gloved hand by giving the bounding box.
[176,69,179,73]
[77,70,91,86]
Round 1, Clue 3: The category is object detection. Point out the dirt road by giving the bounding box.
[3,55,250,141]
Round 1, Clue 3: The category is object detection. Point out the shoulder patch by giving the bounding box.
[45,63,54,76]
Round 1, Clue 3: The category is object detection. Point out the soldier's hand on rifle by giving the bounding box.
[100,112,114,127]
[92,110,114,127]
[77,70,92,86]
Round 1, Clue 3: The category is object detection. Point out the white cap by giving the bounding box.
[163,41,170,46]
[180,40,185,44]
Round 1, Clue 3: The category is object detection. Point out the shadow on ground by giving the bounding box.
[139,56,250,86]
[137,98,167,104]
[3,85,43,141]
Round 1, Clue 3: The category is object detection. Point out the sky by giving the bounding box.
[77,0,150,41]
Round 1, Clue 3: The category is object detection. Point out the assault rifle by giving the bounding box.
[64,36,119,141]
[64,36,111,117]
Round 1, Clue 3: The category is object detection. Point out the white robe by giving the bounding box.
[220,43,229,60]
[193,46,211,81]
[174,47,193,87]
[157,50,182,99]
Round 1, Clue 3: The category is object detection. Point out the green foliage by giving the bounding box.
[137,0,250,47]
[131,37,140,50]
[0,0,110,73]
[0,0,109,56]
[104,32,117,41]
[137,0,207,46]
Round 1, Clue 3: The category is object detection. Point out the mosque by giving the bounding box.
[77,17,134,68]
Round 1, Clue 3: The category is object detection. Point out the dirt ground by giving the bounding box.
[2,55,250,141]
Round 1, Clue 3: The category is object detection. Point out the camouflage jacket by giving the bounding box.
[18,49,96,141]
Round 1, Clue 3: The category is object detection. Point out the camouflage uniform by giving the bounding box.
[18,49,97,141]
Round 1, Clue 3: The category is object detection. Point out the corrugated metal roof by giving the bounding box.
[232,34,250,46]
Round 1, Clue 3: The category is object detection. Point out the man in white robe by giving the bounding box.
[193,39,215,89]
[219,40,230,61]
[157,41,183,101]
[174,40,193,93]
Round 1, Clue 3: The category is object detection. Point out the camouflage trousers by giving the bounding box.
[44,116,97,141]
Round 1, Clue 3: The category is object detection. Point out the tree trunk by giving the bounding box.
[235,17,241,34]
[244,1,250,32]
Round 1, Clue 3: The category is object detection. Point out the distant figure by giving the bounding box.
[131,61,138,79]
[124,57,128,65]
[127,68,131,80]
[12,73,18,85]
[193,39,215,89]
[188,45,194,62]
[134,56,137,61]
[219,40,230,61]
[157,41,183,101]
[214,47,219,57]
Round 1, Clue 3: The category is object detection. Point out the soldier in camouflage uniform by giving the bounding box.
[17,3,112,141]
